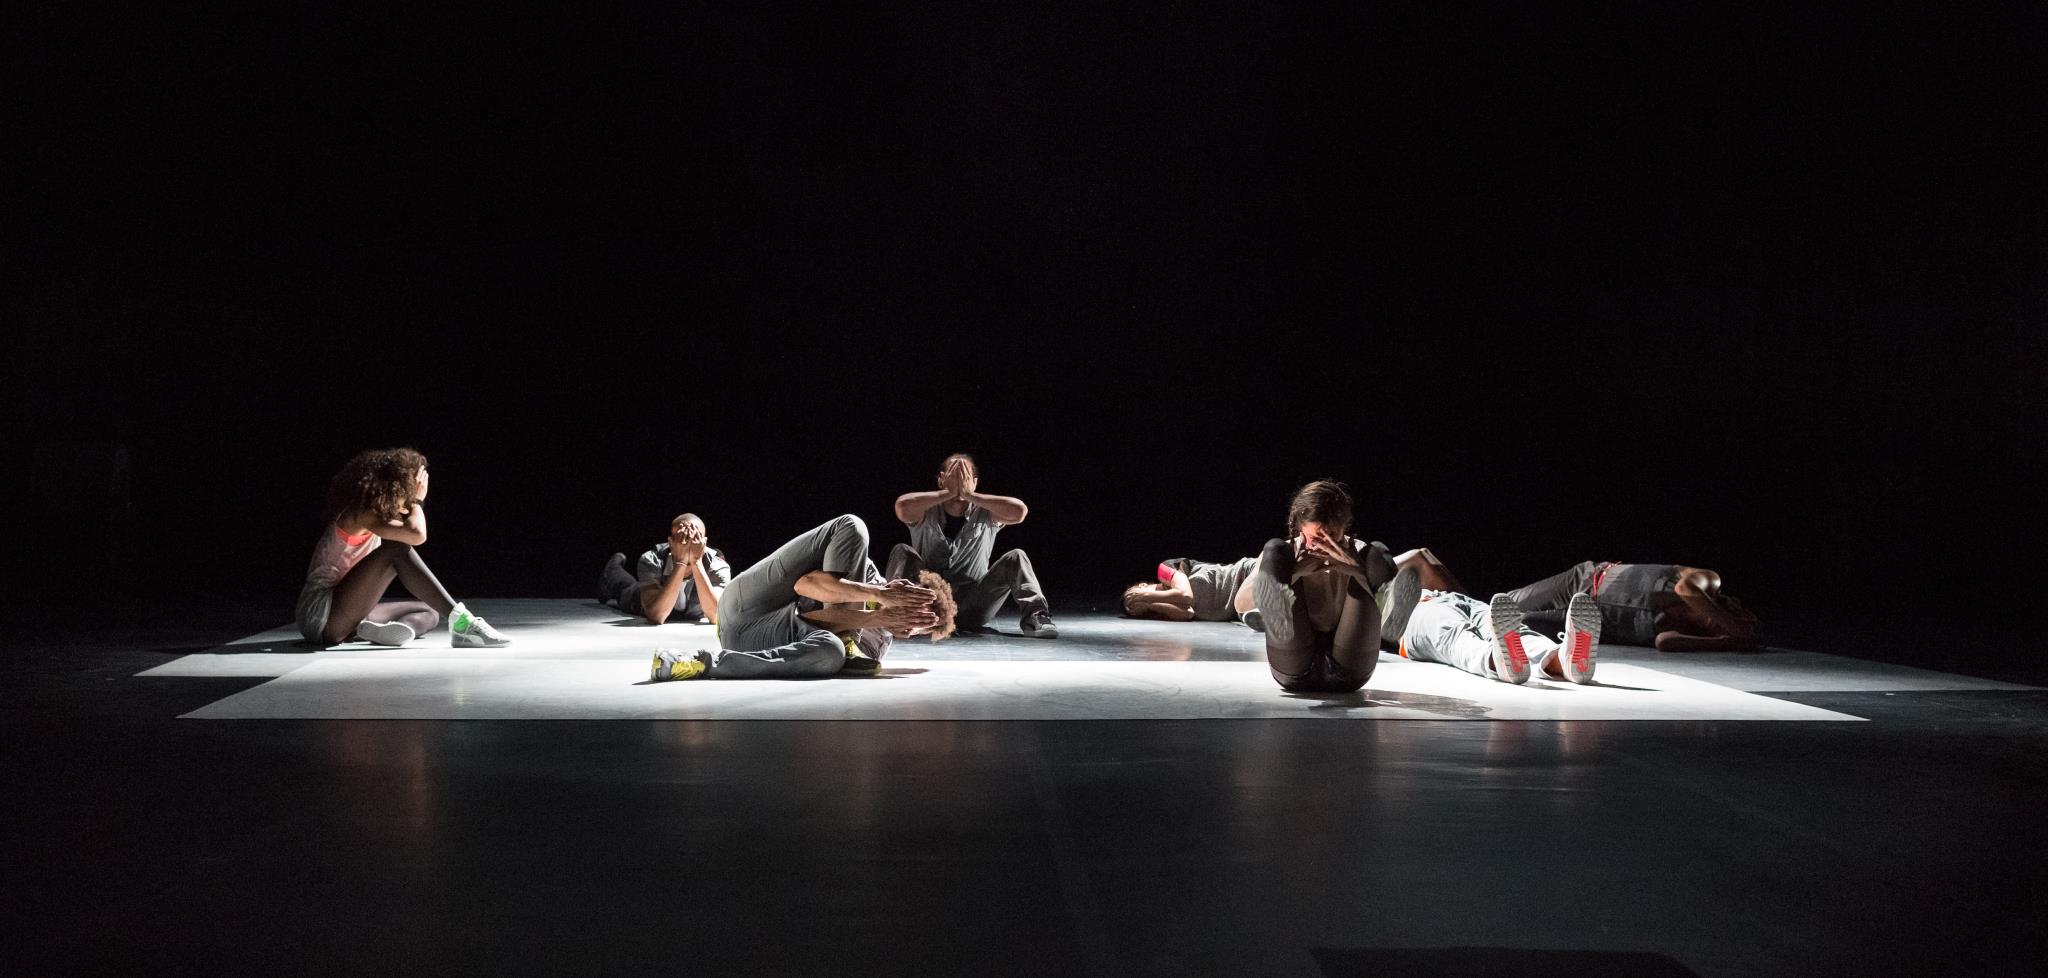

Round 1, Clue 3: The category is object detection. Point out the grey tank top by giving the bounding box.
[907,502,1004,584]
[1187,557,1258,621]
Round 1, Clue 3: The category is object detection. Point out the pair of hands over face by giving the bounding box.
[874,578,940,635]
[937,458,978,501]
[667,521,709,567]
[1294,528,1359,568]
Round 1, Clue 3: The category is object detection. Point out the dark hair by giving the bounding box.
[1120,582,1158,617]
[326,448,428,525]
[1286,480,1353,538]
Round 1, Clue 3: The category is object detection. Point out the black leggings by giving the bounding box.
[323,543,457,645]
[1255,539,1381,692]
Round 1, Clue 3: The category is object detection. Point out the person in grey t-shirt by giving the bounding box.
[1121,557,1259,623]
[884,453,1057,638]
[597,513,734,625]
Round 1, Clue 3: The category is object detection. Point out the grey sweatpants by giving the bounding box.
[709,515,870,678]
[887,543,1048,630]
[1401,590,1560,680]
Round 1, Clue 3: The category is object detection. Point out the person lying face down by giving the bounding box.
[1121,557,1260,623]
[1410,554,1761,653]
[650,515,958,682]
[597,514,733,625]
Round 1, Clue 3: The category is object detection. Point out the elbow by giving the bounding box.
[645,608,671,626]
[793,570,836,602]
[1008,503,1028,525]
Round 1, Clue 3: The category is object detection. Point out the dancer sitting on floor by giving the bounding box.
[1121,557,1259,624]
[1382,582,1602,685]
[597,513,733,625]
[886,453,1057,638]
[294,447,510,648]
[1250,480,1399,693]
[1505,561,1759,652]
[651,515,957,681]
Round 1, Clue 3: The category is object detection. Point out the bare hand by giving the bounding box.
[876,579,936,609]
[1308,534,1359,568]
[877,605,940,635]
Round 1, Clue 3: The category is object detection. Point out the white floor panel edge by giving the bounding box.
[178,658,1860,722]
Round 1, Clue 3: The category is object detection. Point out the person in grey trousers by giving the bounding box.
[885,453,1057,638]
[650,515,955,681]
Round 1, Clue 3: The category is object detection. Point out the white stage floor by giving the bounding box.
[120,599,2037,722]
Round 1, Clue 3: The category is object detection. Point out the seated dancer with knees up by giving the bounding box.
[295,448,509,648]
[1250,480,1399,692]
[650,515,956,681]
[597,513,732,625]
[1121,557,1259,624]
[1388,588,1602,685]
[1506,561,1759,652]
[885,453,1057,638]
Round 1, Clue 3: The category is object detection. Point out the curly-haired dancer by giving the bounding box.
[293,448,510,648]
[1250,480,1398,692]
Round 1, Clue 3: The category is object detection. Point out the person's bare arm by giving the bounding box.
[965,491,1027,525]
[1156,570,1195,606]
[894,489,953,524]
[690,560,723,625]
[1133,602,1196,621]
[1654,630,1751,652]
[638,572,689,625]
[1394,547,1463,593]
[800,603,938,634]
[358,506,428,547]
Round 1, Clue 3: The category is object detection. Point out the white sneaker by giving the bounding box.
[1558,592,1601,684]
[1379,565,1422,642]
[356,619,416,647]
[1486,594,1532,685]
[449,603,511,648]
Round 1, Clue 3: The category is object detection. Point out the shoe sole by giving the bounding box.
[1380,566,1422,640]
[452,633,513,648]
[357,620,415,647]
[1561,592,1601,684]
[1488,594,1531,684]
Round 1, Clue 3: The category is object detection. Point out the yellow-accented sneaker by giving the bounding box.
[650,648,708,682]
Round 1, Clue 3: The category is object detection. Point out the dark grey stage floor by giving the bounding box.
[6,602,2046,977]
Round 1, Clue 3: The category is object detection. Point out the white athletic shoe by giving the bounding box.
[356,619,416,647]
[1486,594,1532,685]
[1558,592,1601,684]
[1379,565,1422,643]
[449,603,511,648]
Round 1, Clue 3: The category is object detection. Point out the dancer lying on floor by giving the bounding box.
[1382,582,1603,685]
[1121,557,1258,624]
[1250,480,1399,693]
[597,513,733,625]
[887,453,1057,638]
[294,447,509,648]
[650,515,956,681]
[1506,561,1759,652]
[1400,553,1762,653]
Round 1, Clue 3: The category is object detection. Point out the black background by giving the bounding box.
[12,2,2042,628]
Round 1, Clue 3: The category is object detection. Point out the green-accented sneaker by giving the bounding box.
[838,633,882,675]
[449,602,511,648]
[650,648,709,682]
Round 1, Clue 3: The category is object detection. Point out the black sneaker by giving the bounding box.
[840,648,882,676]
[598,553,627,606]
[1020,610,1059,639]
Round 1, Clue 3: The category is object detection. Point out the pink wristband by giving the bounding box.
[1157,562,1176,582]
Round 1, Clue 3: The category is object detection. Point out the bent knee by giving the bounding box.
[831,513,869,538]
[993,548,1031,566]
